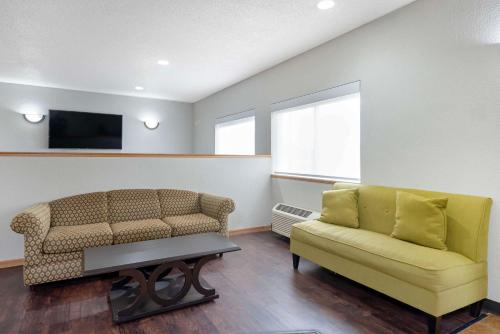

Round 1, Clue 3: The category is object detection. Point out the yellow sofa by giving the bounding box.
[290,183,492,334]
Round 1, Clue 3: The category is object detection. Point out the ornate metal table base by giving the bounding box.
[108,255,219,323]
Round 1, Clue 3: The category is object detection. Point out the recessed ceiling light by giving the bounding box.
[317,0,335,10]
[157,59,169,66]
[135,86,144,91]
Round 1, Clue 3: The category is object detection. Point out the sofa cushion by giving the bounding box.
[107,189,161,223]
[392,192,448,250]
[111,219,172,244]
[158,189,200,217]
[333,183,493,263]
[163,213,220,237]
[43,223,113,254]
[319,189,359,228]
[50,192,108,226]
[291,220,486,292]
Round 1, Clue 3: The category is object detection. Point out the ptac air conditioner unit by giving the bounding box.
[271,203,320,238]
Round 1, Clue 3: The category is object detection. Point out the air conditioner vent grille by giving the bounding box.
[275,204,312,218]
[272,203,320,238]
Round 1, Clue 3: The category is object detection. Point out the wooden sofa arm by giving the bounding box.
[11,203,51,263]
[200,194,235,237]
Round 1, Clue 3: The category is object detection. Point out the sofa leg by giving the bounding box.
[292,254,300,270]
[469,300,483,318]
[427,316,441,334]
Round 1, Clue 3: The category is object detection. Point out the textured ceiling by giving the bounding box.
[0,0,415,102]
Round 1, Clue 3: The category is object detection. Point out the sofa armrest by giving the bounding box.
[11,203,51,263]
[200,194,235,237]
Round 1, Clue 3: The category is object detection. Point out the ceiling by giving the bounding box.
[0,0,415,103]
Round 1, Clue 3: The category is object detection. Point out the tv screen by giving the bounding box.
[49,110,123,149]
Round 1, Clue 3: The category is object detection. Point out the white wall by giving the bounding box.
[0,156,272,261]
[193,0,500,302]
[272,179,332,212]
[0,82,193,153]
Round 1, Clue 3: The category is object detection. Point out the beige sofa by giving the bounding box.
[11,189,235,285]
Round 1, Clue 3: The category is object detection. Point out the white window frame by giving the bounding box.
[271,81,361,182]
[214,110,256,155]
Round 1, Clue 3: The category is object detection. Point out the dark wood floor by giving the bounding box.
[0,232,478,334]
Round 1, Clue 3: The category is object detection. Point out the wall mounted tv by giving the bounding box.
[49,110,123,149]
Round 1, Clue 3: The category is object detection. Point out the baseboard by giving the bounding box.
[0,258,24,269]
[229,225,271,236]
[484,298,500,315]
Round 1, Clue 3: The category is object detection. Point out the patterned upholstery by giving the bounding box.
[11,203,51,263]
[24,259,82,285]
[158,189,201,217]
[11,189,235,285]
[11,205,86,285]
[163,213,220,237]
[111,219,172,244]
[50,192,107,226]
[200,194,235,237]
[38,251,82,265]
[43,223,113,254]
[107,189,161,223]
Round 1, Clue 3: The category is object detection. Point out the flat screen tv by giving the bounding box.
[49,110,123,149]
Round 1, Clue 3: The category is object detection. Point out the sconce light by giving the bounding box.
[144,120,160,130]
[23,114,46,124]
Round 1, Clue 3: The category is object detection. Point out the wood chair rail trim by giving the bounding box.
[0,152,271,159]
[271,173,337,184]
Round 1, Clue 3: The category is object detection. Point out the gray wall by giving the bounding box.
[194,0,500,302]
[0,82,193,153]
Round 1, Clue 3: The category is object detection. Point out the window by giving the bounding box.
[272,91,360,181]
[215,115,255,155]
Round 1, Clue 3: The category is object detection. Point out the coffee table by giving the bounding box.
[83,232,241,323]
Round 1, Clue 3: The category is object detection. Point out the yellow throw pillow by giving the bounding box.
[319,189,359,228]
[391,191,448,250]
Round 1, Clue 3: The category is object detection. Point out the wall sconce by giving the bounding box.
[23,114,46,124]
[144,120,160,130]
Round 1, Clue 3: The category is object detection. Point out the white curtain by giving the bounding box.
[272,93,360,180]
[215,116,255,155]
